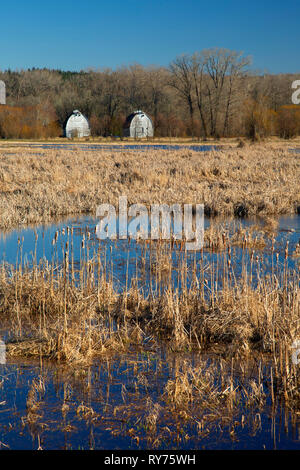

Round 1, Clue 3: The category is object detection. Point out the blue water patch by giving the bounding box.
[0,214,299,296]
[0,143,220,153]
[0,351,299,450]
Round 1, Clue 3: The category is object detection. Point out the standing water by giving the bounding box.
[0,213,299,450]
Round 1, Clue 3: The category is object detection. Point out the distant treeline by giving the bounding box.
[0,48,300,139]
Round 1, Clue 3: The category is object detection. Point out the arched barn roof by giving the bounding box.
[123,110,154,138]
[65,110,90,138]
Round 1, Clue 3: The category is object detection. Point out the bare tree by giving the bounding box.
[190,53,208,139]
[169,55,195,137]
[201,48,250,137]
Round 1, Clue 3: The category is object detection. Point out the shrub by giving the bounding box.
[276,105,300,139]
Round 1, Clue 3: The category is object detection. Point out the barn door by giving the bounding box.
[134,127,143,138]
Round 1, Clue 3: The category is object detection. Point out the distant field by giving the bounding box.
[0,141,299,230]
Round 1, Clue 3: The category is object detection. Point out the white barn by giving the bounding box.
[65,110,90,138]
[123,110,154,138]
[0,80,6,105]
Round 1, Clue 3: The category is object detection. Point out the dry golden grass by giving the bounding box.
[0,142,299,230]
[204,219,268,251]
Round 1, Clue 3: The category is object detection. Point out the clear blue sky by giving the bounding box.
[0,0,299,74]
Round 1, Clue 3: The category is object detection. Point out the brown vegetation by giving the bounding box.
[0,143,299,230]
[0,104,61,139]
[1,48,300,139]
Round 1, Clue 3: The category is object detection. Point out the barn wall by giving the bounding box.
[65,111,90,138]
[124,112,154,138]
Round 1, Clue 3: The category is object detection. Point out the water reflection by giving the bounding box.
[0,214,299,295]
[0,352,299,450]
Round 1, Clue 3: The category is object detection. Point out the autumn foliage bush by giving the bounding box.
[0,104,61,139]
[276,105,300,139]
[243,98,277,141]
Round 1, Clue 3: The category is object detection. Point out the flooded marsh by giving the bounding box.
[0,143,299,450]
[1,351,300,450]
[0,212,299,449]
